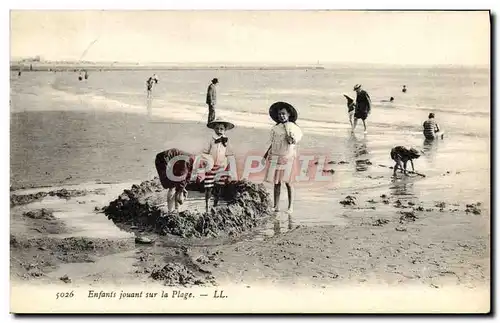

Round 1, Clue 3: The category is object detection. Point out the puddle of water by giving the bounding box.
[11,180,356,244]
[45,250,140,284]
[11,182,137,239]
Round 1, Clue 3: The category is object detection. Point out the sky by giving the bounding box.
[10,10,491,66]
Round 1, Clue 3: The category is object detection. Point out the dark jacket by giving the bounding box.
[355,90,371,113]
[206,83,217,105]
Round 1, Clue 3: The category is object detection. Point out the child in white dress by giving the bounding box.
[263,102,303,214]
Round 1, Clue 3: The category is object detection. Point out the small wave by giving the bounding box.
[39,83,490,141]
[371,102,490,118]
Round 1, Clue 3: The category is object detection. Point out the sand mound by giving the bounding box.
[150,263,216,286]
[103,178,272,238]
[23,208,55,220]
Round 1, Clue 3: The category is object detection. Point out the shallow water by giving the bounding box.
[10,67,490,237]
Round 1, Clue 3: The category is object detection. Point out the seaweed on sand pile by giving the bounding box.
[150,263,216,286]
[103,178,272,238]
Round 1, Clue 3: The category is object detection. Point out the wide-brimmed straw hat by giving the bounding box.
[343,94,354,105]
[353,84,362,91]
[207,117,235,130]
[269,101,298,123]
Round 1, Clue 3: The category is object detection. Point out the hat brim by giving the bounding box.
[269,101,298,123]
[207,121,235,130]
[343,94,354,104]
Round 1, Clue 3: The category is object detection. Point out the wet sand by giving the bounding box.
[10,110,490,312]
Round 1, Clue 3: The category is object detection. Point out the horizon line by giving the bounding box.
[9,59,489,68]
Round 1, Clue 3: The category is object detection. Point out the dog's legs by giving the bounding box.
[410,160,415,172]
[403,161,408,175]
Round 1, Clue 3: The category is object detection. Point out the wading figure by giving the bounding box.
[352,84,372,134]
[206,78,218,125]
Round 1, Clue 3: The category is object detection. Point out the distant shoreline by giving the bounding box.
[10,62,326,72]
[10,61,487,72]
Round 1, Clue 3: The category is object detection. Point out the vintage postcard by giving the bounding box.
[9,10,491,314]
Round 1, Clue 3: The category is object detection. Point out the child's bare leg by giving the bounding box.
[273,183,281,211]
[167,188,175,213]
[362,120,367,131]
[352,118,358,131]
[205,187,213,213]
[393,160,402,177]
[213,184,222,207]
[174,193,180,212]
[285,182,294,213]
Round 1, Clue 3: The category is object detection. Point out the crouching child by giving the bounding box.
[390,146,421,177]
[154,148,195,215]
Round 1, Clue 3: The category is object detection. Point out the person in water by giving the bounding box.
[206,78,218,125]
[202,117,235,213]
[402,85,407,93]
[352,84,372,134]
[423,113,443,140]
[146,74,159,97]
[263,102,303,214]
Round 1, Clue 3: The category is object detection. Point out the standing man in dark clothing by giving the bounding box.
[206,78,218,125]
[352,84,372,134]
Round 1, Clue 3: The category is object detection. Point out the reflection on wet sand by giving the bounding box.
[389,177,415,197]
[347,132,371,172]
[273,214,294,235]
[422,138,439,164]
[146,97,153,119]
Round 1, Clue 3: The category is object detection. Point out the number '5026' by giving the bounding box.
[56,291,74,299]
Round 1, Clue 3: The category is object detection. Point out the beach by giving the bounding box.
[9,68,490,312]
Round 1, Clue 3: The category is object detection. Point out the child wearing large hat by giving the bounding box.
[203,117,235,213]
[263,102,303,214]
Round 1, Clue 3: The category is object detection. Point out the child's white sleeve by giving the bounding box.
[225,142,234,156]
[290,124,303,143]
[202,138,211,155]
[267,127,275,148]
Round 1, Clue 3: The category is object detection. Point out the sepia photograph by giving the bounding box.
[8,8,491,314]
